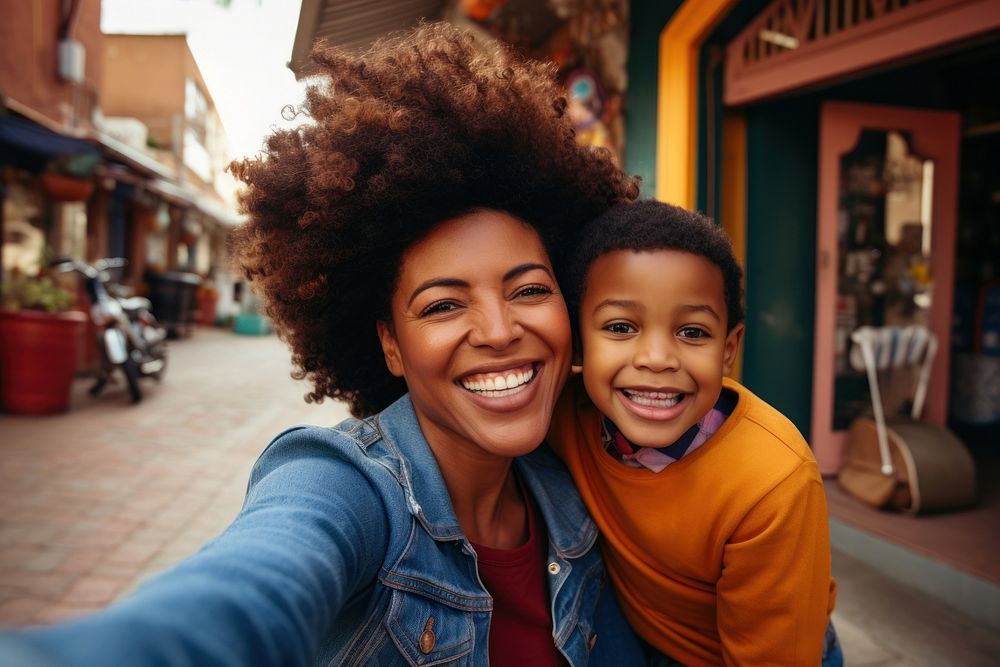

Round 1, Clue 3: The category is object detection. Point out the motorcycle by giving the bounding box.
[51,257,168,403]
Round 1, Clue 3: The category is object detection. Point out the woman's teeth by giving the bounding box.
[461,367,535,395]
[623,389,682,408]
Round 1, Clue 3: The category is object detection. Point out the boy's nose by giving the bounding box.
[633,335,679,372]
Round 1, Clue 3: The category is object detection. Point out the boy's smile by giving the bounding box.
[580,249,743,448]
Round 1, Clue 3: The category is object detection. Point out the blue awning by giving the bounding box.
[0,114,98,172]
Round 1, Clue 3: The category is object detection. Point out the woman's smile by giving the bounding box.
[460,361,537,395]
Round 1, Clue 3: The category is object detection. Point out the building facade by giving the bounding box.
[1,1,240,336]
[101,33,236,286]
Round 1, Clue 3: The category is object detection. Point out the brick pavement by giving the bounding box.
[0,327,350,626]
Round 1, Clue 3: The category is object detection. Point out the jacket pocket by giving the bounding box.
[386,588,476,666]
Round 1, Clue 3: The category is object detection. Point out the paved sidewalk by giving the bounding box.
[0,327,349,626]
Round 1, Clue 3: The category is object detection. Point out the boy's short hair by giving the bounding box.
[570,199,745,331]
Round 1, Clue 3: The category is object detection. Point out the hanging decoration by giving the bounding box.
[446,0,629,161]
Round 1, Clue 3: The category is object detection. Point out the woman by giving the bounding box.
[2,22,639,666]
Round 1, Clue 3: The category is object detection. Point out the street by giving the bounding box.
[0,327,348,624]
[1,328,997,665]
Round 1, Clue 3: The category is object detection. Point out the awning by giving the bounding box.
[147,178,244,227]
[289,0,448,77]
[0,114,99,172]
[96,131,175,181]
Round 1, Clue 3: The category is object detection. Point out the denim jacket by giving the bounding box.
[4,394,643,666]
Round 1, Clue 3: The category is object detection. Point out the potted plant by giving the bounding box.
[38,152,99,202]
[0,268,87,414]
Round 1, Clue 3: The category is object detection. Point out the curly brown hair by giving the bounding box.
[229,21,638,417]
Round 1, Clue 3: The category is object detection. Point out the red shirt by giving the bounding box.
[471,493,568,667]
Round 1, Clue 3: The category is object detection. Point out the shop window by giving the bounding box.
[145,204,170,272]
[194,236,211,275]
[59,202,88,261]
[146,234,167,272]
[2,181,45,275]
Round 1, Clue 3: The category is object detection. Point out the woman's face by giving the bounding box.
[377,209,571,462]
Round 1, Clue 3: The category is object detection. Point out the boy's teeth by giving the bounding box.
[461,366,534,395]
[624,389,682,408]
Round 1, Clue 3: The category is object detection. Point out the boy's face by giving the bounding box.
[579,249,744,447]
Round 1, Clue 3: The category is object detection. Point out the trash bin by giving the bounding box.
[145,271,202,338]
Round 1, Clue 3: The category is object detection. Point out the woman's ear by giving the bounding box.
[376,320,404,378]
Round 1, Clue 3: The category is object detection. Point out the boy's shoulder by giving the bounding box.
[720,377,815,465]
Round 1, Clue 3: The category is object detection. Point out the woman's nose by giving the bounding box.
[467,301,523,350]
[633,335,679,372]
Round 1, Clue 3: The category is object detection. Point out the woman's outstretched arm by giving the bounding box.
[3,427,390,667]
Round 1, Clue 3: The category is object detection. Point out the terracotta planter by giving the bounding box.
[196,290,219,326]
[0,309,87,414]
[39,173,95,202]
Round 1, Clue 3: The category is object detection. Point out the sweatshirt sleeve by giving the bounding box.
[716,460,833,667]
[6,428,390,667]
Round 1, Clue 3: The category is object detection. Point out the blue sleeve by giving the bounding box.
[5,428,390,666]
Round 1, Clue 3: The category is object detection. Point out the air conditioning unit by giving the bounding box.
[58,40,86,84]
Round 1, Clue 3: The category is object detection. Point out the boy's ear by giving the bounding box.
[376,320,405,378]
[570,332,583,374]
[722,323,745,376]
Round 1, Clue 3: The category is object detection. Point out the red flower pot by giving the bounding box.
[39,173,95,202]
[0,309,87,414]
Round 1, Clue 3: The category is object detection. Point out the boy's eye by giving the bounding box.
[678,326,710,339]
[514,284,553,299]
[604,321,636,335]
[419,300,460,317]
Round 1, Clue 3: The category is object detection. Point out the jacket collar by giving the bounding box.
[373,394,597,557]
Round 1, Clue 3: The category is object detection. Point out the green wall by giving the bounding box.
[622,0,820,431]
[743,97,820,434]
[623,0,682,196]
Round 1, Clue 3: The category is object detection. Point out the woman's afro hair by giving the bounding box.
[229,21,639,417]
[569,199,745,331]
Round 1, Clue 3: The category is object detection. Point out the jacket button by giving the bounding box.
[419,618,436,654]
[547,562,561,575]
[588,633,598,650]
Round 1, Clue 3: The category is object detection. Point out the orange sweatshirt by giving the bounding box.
[549,376,836,667]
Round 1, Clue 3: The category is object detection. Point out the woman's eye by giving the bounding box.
[604,322,636,335]
[419,301,460,317]
[514,284,553,299]
[679,326,709,339]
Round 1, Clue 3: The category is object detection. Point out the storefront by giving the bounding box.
[626,0,1000,462]
[626,0,1000,622]
[0,114,100,277]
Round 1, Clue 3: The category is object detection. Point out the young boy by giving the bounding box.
[548,200,840,666]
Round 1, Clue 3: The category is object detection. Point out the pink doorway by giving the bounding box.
[811,101,960,475]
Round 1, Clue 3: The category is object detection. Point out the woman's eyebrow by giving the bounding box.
[407,278,468,306]
[504,263,554,281]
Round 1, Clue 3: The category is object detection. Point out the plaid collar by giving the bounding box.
[601,388,738,472]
